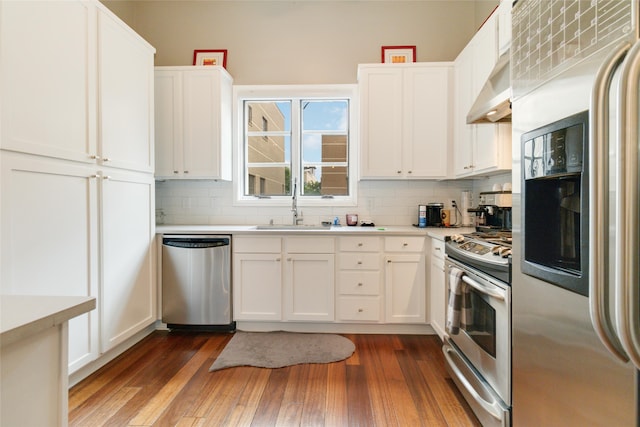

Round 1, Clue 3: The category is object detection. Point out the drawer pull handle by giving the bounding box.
[403,243,408,247]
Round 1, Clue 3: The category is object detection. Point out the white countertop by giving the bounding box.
[157,224,475,238]
[0,295,96,347]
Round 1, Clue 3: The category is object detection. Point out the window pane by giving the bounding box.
[302,100,348,131]
[247,135,290,163]
[246,166,290,196]
[302,166,348,196]
[246,101,290,132]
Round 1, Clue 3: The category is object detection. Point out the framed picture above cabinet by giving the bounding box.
[381,46,416,63]
[193,49,227,68]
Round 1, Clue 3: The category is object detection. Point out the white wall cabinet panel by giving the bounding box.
[453,11,511,178]
[0,153,99,373]
[0,0,156,375]
[0,1,96,163]
[98,9,155,173]
[100,172,155,352]
[359,63,452,179]
[155,67,233,180]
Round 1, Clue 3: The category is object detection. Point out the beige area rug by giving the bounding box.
[209,331,355,371]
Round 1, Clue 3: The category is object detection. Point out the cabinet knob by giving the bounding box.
[397,170,402,174]
[358,243,363,247]
[102,175,112,180]
[357,261,363,265]
[184,170,189,174]
[357,282,363,287]
[387,260,392,263]
[287,257,292,261]
[408,170,412,174]
[173,171,179,174]
[90,155,100,160]
[403,242,408,247]
[102,157,111,162]
[275,257,281,261]
[434,247,441,251]
[358,308,364,313]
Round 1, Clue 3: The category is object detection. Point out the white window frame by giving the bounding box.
[233,84,359,207]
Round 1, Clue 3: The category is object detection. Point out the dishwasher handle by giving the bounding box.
[162,236,230,249]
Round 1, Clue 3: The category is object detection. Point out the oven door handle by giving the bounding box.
[461,275,505,301]
[443,340,506,421]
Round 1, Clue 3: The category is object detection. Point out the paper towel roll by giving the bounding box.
[461,191,473,226]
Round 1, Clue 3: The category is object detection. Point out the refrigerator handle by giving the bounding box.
[616,38,640,369]
[589,41,631,363]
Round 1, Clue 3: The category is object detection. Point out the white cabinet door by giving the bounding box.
[100,171,155,352]
[154,71,182,177]
[233,253,282,320]
[0,152,99,373]
[384,254,426,323]
[359,67,403,178]
[403,65,451,179]
[453,11,511,178]
[429,239,446,339]
[359,64,452,179]
[154,66,233,180]
[284,254,335,321]
[98,9,155,173]
[0,0,96,163]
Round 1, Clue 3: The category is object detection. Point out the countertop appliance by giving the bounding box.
[162,235,235,331]
[443,231,512,426]
[511,0,638,425]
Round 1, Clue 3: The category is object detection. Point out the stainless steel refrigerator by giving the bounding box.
[511,1,639,425]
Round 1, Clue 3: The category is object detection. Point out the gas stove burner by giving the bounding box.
[445,230,513,284]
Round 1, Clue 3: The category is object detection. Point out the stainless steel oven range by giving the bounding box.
[443,231,512,427]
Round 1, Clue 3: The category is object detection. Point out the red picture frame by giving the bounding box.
[193,49,228,68]
[381,46,416,64]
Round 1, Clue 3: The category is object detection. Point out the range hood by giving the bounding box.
[466,52,511,124]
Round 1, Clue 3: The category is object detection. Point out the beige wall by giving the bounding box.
[102,0,498,85]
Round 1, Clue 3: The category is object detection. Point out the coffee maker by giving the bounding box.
[469,191,512,231]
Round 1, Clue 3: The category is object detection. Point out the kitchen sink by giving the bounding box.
[255,224,331,231]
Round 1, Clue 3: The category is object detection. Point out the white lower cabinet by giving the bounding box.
[384,237,426,323]
[100,171,155,352]
[233,236,335,322]
[0,152,155,371]
[284,237,335,321]
[336,236,382,322]
[429,238,446,338]
[233,237,283,321]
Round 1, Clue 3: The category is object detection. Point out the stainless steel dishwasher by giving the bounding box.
[162,235,235,331]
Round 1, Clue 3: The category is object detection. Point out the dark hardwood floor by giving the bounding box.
[69,331,480,426]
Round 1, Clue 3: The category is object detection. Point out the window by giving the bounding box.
[235,85,357,206]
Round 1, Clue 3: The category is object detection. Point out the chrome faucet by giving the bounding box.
[291,179,303,225]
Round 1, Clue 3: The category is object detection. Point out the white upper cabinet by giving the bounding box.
[453,10,511,178]
[154,66,233,180]
[359,63,453,179]
[497,0,512,56]
[0,1,155,173]
[98,9,155,173]
[0,1,96,163]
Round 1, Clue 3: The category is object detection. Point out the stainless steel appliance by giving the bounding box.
[162,235,235,331]
[444,231,512,427]
[426,202,444,226]
[511,0,638,424]
[469,193,512,231]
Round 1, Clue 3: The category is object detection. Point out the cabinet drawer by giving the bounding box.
[338,236,382,252]
[431,238,445,261]
[384,236,425,252]
[338,271,381,295]
[233,236,281,253]
[286,236,335,253]
[338,297,381,322]
[339,253,380,270]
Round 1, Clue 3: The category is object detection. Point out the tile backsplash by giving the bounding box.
[155,172,512,226]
